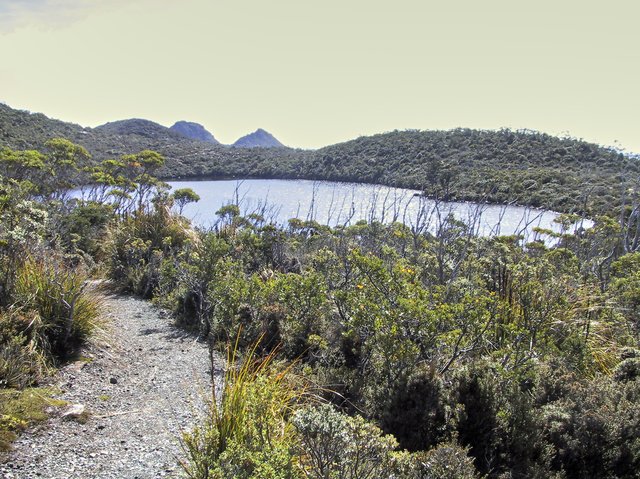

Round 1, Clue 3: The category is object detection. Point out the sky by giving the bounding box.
[0,0,638,152]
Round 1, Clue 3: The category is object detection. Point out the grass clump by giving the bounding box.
[1,255,101,390]
[13,257,101,362]
[0,387,65,451]
[0,309,49,389]
[180,340,306,479]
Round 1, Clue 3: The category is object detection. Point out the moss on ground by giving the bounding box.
[0,388,66,452]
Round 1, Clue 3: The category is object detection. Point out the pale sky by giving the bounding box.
[0,0,638,152]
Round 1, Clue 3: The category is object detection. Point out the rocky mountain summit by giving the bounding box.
[232,128,285,148]
[170,121,219,143]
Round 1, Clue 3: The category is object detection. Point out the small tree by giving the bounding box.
[173,187,200,214]
[44,138,91,200]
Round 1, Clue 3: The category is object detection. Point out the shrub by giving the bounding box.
[13,258,100,361]
[0,310,48,388]
[377,366,448,452]
[108,202,194,297]
[54,200,114,260]
[292,403,398,479]
[452,363,553,477]
[393,442,482,479]
[540,377,640,478]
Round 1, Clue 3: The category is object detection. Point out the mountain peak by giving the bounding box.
[232,128,284,148]
[170,121,219,144]
[94,119,186,141]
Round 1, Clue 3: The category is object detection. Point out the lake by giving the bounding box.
[167,179,589,239]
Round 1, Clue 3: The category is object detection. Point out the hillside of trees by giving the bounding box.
[1,103,637,217]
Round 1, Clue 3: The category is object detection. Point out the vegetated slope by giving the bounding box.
[232,128,285,148]
[0,103,305,179]
[94,119,189,141]
[299,129,639,215]
[170,121,219,143]
[0,103,637,215]
[0,103,90,150]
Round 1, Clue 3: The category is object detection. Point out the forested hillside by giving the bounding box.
[305,129,638,214]
[1,103,637,215]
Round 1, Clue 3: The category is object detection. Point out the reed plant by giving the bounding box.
[13,257,101,361]
[180,337,307,479]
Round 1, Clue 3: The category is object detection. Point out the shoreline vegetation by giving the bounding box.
[1,134,640,477]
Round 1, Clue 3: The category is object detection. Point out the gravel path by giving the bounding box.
[1,292,218,479]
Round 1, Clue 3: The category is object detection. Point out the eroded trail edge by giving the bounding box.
[2,293,216,479]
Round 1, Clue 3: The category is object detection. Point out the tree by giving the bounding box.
[43,138,91,200]
[120,150,167,211]
[172,187,200,214]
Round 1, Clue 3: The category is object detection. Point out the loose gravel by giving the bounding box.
[1,292,219,479]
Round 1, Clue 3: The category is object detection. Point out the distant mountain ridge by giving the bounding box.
[233,128,284,148]
[170,121,219,144]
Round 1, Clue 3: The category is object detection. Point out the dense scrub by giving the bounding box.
[0,142,113,447]
[108,176,640,477]
[2,138,640,476]
[304,129,638,216]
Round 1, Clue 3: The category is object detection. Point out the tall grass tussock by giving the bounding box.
[14,257,101,362]
[180,338,307,479]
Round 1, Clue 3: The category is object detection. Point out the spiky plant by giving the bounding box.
[13,257,101,361]
[180,337,307,479]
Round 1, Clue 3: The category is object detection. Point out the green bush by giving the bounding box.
[292,403,398,479]
[13,258,100,361]
[0,310,48,388]
[394,442,482,479]
[54,200,114,259]
[108,201,194,296]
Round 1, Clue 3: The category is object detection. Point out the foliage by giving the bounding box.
[173,187,201,214]
[0,310,48,388]
[393,443,482,479]
[180,341,305,479]
[292,403,398,479]
[52,200,115,260]
[108,196,194,296]
[2,103,638,215]
[1,137,640,477]
[13,257,101,361]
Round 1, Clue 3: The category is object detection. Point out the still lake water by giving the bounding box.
[168,179,589,239]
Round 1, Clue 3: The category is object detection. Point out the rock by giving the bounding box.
[109,377,118,384]
[170,121,219,143]
[60,404,86,421]
[232,128,285,148]
[68,360,87,372]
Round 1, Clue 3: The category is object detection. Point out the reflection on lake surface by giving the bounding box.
[168,179,591,239]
